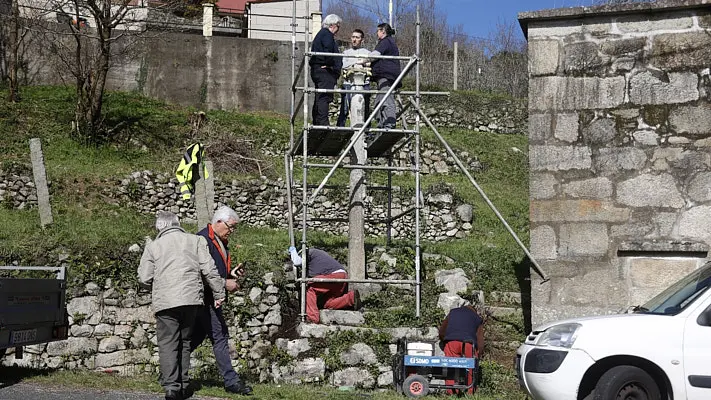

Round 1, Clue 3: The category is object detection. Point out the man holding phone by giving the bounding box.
[191,206,252,396]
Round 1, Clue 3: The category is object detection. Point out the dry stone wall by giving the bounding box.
[521,0,711,326]
[1,249,523,388]
[0,140,484,242]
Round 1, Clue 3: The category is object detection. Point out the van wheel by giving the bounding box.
[592,365,661,400]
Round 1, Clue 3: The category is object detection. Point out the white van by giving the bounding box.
[516,261,711,400]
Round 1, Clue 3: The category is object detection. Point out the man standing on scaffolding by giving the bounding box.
[310,14,342,128]
[365,23,401,129]
[336,28,371,127]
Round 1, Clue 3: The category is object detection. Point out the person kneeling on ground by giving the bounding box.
[438,304,485,395]
[288,247,360,323]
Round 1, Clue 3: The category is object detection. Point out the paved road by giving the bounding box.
[0,382,224,400]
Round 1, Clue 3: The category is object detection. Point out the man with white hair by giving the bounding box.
[138,211,225,400]
[310,13,343,127]
[190,206,252,396]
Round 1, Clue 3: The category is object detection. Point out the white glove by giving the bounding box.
[289,246,303,266]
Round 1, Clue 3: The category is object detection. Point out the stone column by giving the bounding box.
[348,124,366,280]
[29,138,53,227]
[195,161,214,230]
[202,4,213,37]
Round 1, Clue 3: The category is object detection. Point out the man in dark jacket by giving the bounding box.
[438,304,484,394]
[310,14,342,127]
[369,23,401,129]
[289,247,360,323]
[191,206,252,396]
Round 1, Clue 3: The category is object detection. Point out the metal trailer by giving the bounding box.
[0,266,69,359]
[393,339,478,398]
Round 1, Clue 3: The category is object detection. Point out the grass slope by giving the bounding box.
[0,85,530,398]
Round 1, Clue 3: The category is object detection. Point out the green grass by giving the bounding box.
[0,367,525,399]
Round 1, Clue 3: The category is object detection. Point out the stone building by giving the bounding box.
[520,0,711,326]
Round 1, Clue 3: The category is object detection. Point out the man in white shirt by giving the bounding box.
[337,29,371,127]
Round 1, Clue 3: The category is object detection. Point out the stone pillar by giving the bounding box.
[202,4,213,37]
[311,13,322,40]
[195,161,214,230]
[348,126,366,280]
[29,138,53,227]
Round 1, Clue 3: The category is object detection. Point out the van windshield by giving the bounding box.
[640,262,711,315]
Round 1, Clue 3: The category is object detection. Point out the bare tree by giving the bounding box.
[1,0,31,102]
[32,0,186,144]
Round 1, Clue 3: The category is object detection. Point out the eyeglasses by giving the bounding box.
[222,220,237,232]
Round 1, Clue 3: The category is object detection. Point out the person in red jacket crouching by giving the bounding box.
[288,247,361,323]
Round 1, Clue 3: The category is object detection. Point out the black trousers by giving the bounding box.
[311,66,338,126]
[155,305,200,392]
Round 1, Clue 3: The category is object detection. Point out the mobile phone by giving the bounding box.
[230,262,247,279]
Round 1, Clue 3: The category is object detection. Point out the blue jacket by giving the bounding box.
[197,224,229,304]
[306,248,345,277]
[310,27,342,73]
[372,35,401,83]
[441,306,483,346]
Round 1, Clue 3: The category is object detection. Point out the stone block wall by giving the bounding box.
[520,0,711,326]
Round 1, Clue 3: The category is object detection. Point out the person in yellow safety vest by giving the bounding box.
[176,143,208,200]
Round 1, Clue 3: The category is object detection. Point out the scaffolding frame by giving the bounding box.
[285,1,548,322]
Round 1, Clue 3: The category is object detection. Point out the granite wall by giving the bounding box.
[520,0,711,326]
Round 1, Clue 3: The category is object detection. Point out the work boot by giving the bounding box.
[165,389,183,400]
[353,289,361,311]
[225,381,253,396]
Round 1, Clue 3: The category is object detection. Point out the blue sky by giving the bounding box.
[324,0,606,42]
[440,0,603,40]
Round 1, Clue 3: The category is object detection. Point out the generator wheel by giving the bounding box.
[403,374,429,398]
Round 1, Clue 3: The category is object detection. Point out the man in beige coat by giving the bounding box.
[138,211,225,400]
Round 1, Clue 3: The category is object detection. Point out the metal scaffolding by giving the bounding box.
[284,1,548,322]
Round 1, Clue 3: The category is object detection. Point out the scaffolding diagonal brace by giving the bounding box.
[408,97,550,283]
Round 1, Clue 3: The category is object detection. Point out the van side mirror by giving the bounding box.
[696,306,711,327]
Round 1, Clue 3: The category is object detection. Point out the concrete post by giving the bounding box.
[453,41,458,91]
[348,139,366,280]
[195,161,214,229]
[29,138,53,227]
[203,4,213,37]
[348,70,368,280]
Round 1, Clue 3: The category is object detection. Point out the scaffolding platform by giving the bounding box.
[367,130,407,157]
[292,130,351,157]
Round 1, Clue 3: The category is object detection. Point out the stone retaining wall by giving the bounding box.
[1,262,523,388]
[1,139,487,242]
[521,0,711,326]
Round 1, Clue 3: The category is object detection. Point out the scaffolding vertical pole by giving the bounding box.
[413,6,422,319]
[289,0,296,151]
[300,0,311,322]
[387,152,393,246]
[286,0,297,247]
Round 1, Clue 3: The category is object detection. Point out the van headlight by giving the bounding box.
[536,323,581,348]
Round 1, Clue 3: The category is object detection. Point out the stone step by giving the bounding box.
[319,310,365,326]
[297,323,438,342]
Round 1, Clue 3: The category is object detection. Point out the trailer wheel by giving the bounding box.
[403,374,429,398]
